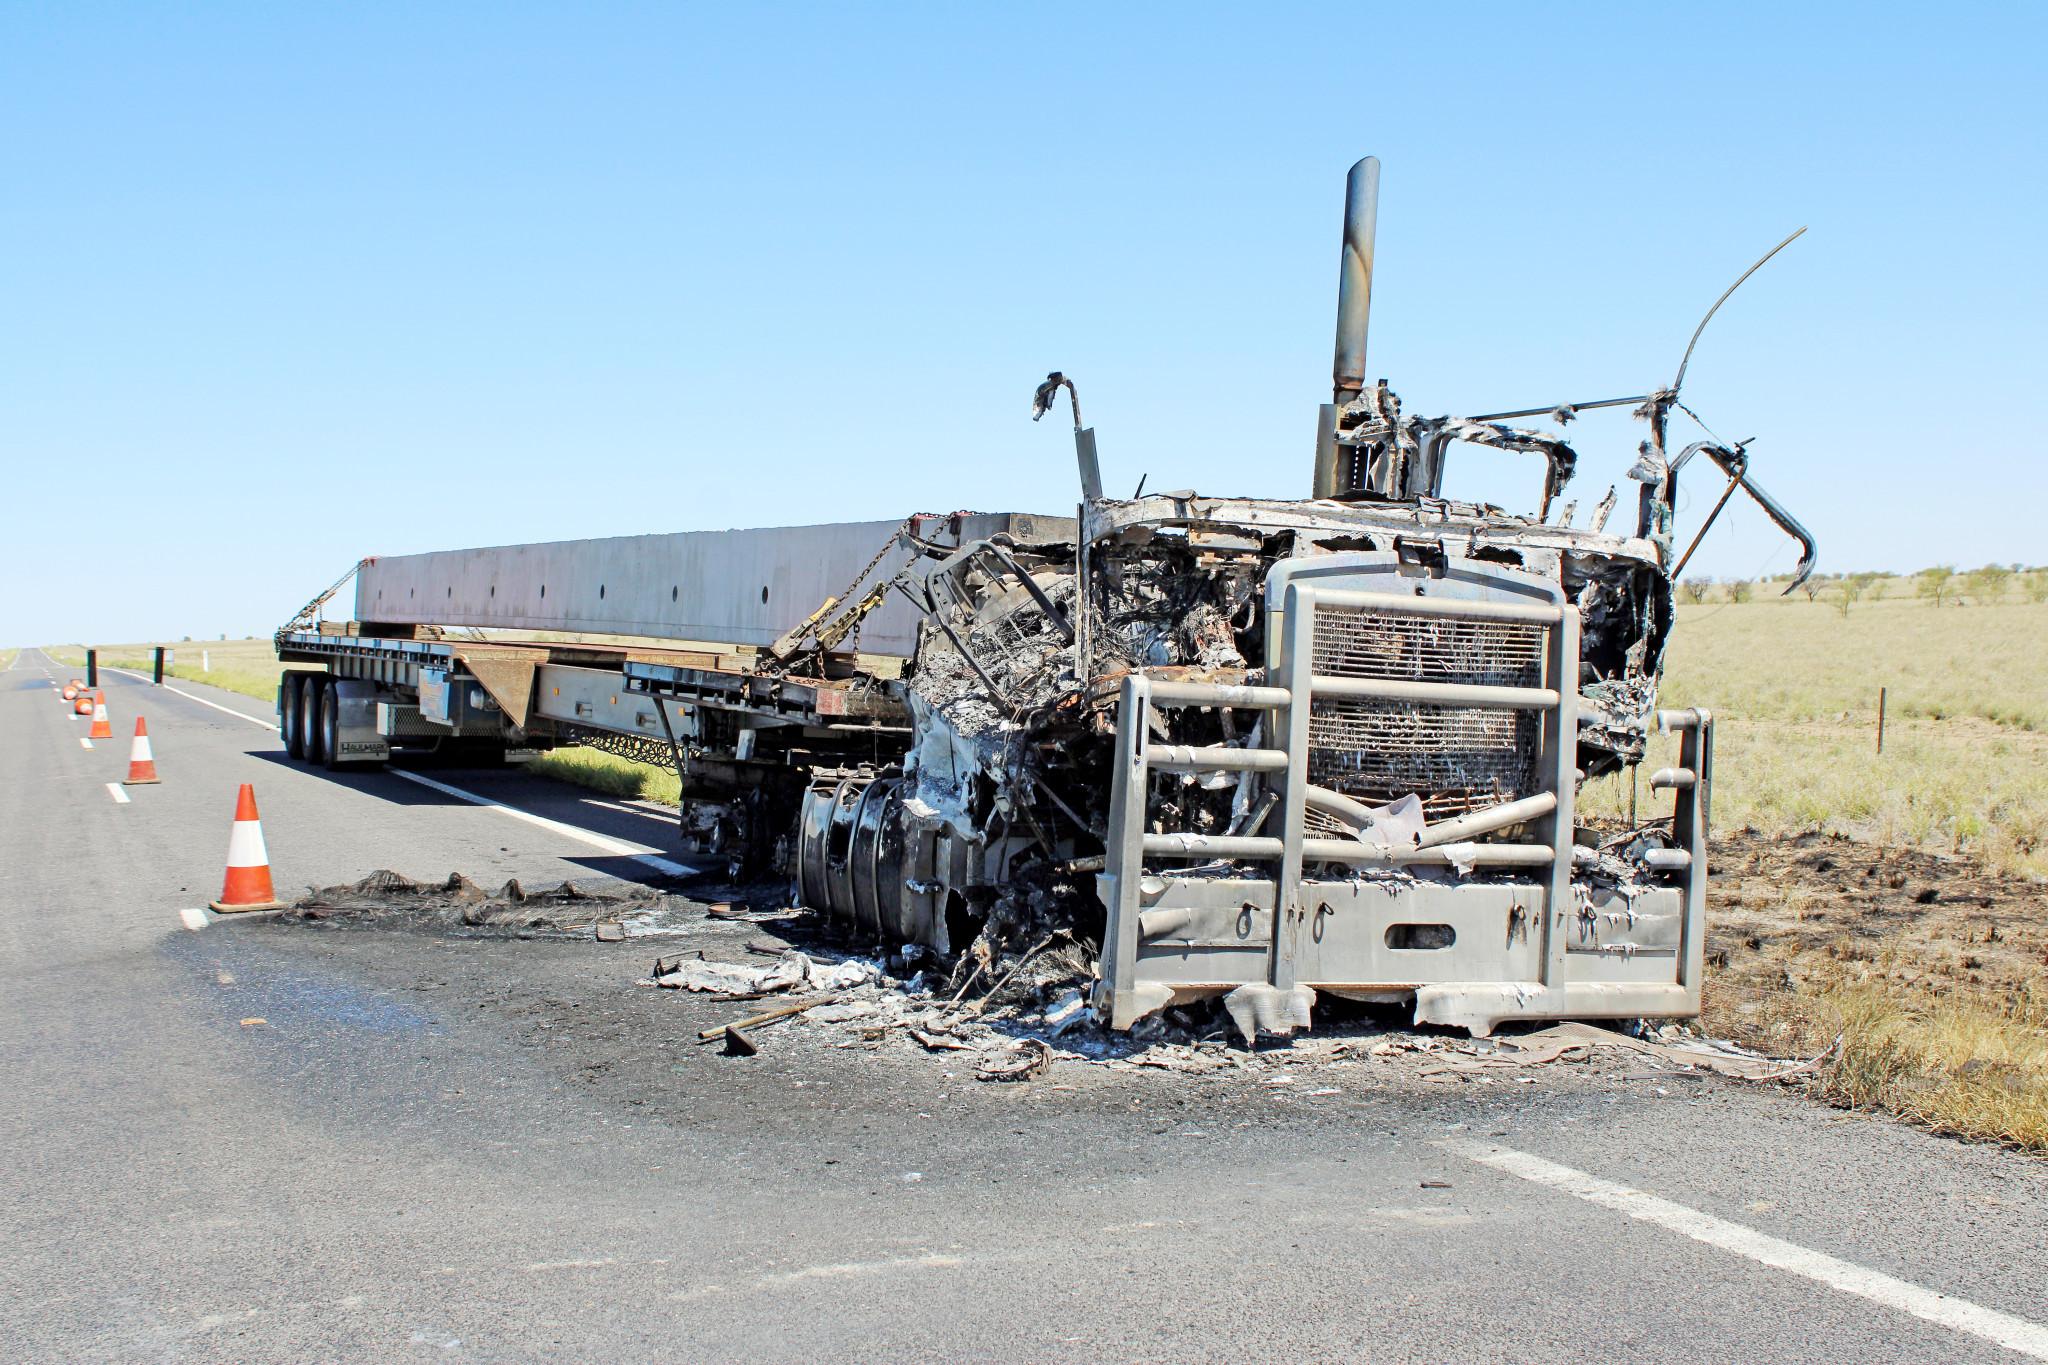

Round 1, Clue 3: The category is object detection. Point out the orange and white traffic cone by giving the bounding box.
[74,691,94,715]
[122,717,161,785]
[61,683,79,702]
[88,695,114,739]
[209,784,286,912]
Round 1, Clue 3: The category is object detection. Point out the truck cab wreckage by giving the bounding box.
[276,157,1815,1039]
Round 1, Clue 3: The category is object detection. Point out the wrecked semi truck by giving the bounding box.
[275,157,1814,1038]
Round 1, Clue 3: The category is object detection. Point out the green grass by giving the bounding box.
[524,746,681,807]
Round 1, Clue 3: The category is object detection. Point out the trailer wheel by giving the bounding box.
[320,685,347,772]
[301,676,329,765]
[280,674,305,760]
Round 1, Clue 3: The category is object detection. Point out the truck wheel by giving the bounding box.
[320,685,347,771]
[301,677,329,765]
[280,674,306,759]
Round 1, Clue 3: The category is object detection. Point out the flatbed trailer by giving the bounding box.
[273,157,1813,1038]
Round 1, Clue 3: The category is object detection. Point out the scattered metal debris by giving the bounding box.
[977,1038,1054,1082]
[698,998,822,1044]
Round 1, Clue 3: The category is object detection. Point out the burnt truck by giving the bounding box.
[275,157,1814,1038]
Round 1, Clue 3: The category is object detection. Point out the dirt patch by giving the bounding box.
[1704,830,2048,1001]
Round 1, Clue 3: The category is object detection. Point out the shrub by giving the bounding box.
[1917,565,1955,607]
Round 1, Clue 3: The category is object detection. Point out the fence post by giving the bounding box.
[1877,686,1886,754]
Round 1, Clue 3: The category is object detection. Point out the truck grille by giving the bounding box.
[1308,606,1545,819]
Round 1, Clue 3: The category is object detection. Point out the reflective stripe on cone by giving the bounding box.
[209,783,286,912]
[123,717,160,785]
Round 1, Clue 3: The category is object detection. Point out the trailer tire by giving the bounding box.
[280,674,306,760]
[301,676,329,765]
[319,685,348,772]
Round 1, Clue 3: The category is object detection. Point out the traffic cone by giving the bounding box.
[89,695,114,739]
[74,691,94,715]
[209,784,286,912]
[61,683,79,701]
[122,717,161,785]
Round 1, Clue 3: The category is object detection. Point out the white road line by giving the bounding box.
[101,666,695,878]
[1441,1139,2048,1360]
[105,783,131,804]
[79,738,93,749]
[101,668,277,729]
[387,769,694,878]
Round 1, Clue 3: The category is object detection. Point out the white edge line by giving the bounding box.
[101,665,693,878]
[105,782,131,804]
[388,768,693,877]
[101,667,278,729]
[1440,1139,2048,1360]
[79,738,93,749]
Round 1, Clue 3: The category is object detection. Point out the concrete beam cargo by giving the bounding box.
[274,156,1815,1039]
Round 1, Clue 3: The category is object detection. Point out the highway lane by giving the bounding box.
[5,645,2048,1362]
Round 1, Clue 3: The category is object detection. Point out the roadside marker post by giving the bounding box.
[86,649,96,688]
[153,648,166,686]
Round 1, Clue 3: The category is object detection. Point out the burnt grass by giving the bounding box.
[1703,830,2048,1002]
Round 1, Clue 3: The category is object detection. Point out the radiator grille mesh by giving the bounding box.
[1309,605,1547,819]
[1311,610,1543,686]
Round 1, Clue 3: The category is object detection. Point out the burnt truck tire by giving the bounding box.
[279,673,306,760]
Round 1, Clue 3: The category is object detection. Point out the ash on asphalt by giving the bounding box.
[165,873,1787,1162]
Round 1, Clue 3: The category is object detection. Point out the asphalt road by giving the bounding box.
[6,646,2048,1364]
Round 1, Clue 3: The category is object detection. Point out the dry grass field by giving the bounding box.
[1583,591,2048,1146]
[1582,594,2048,878]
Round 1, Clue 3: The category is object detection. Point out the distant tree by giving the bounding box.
[1834,577,1864,618]
[1680,577,1711,605]
[1862,572,1888,603]
[1800,575,1826,603]
[2026,571,2048,605]
[1725,578,1753,604]
[1968,563,2013,604]
[1917,565,1955,607]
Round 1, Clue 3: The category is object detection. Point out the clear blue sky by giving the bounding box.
[5,3,2042,645]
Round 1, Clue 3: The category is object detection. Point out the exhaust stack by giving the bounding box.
[1331,156,1379,405]
[1314,155,1378,497]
